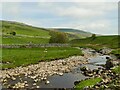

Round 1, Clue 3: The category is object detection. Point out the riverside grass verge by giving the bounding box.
[2,47,83,69]
[110,48,120,58]
[75,77,102,90]
[112,65,120,74]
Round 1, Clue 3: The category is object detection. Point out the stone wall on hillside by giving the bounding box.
[0,44,71,48]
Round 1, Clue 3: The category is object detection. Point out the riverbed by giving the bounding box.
[39,55,109,88]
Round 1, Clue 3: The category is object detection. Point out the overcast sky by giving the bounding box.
[1,0,119,35]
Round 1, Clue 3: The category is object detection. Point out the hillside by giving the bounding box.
[1,20,50,44]
[49,28,93,38]
[1,20,50,37]
[70,35,120,49]
[1,20,94,44]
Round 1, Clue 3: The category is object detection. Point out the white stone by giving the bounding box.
[59,73,63,76]
[36,86,40,88]
[45,80,50,84]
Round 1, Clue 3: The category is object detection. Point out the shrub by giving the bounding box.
[49,30,68,43]
[91,34,96,40]
[10,31,16,36]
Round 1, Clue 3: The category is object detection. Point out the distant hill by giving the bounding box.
[49,28,93,39]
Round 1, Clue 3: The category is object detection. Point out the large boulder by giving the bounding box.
[80,66,89,71]
[105,59,114,70]
[99,48,112,55]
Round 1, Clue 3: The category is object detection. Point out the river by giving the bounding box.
[38,55,109,88]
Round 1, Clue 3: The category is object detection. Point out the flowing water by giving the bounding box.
[39,55,109,88]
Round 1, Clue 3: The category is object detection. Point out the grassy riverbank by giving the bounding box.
[112,65,120,74]
[75,77,102,90]
[110,49,120,58]
[2,47,83,69]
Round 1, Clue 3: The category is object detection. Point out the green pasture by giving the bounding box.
[2,47,83,69]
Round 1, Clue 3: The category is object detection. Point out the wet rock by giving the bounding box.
[33,83,36,86]
[11,77,16,80]
[80,66,89,71]
[45,80,50,84]
[105,59,114,69]
[3,79,7,82]
[99,48,112,55]
[106,56,110,60]
[83,86,89,90]
[64,69,70,73]
[74,81,80,85]
[95,86,99,89]
[34,79,39,82]
[25,84,28,87]
[36,86,40,88]
[62,61,67,65]
[14,82,25,88]
[58,72,63,76]
[93,69,99,74]
[88,73,93,77]
[24,81,27,84]
[43,77,47,81]
[30,76,37,79]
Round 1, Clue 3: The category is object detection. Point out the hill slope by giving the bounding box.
[1,20,94,44]
[1,20,50,44]
[70,35,120,49]
[1,20,50,37]
[50,28,93,38]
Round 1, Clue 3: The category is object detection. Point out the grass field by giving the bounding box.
[2,47,83,69]
[75,77,102,90]
[2,36,49,44]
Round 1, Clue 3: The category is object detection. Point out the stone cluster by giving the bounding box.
[78,64,120,89]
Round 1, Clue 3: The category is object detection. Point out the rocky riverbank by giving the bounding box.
[76,65,120,89]
[74,50,120,90]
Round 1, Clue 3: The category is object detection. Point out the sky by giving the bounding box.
[0,0,119,35]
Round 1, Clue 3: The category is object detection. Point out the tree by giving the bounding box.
[49,30,68,43]
[91,34,96,40]
[10,31,16,36]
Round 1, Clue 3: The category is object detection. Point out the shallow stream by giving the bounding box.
[39,55,109,88]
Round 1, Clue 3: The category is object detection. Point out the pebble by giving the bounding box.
[33,83,36,86]
[45,80,50,84]
[36,86,40,88]
[11,77,16,80]
[58,72,63,76]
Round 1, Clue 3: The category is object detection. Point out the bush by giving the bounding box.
[10,31,16,36]
[49,30,68,43]
[91,34,96,40]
